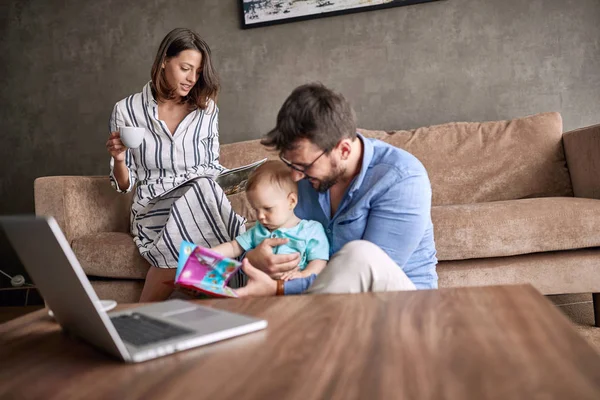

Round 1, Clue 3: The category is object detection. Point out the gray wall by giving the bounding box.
[1,0,599,285]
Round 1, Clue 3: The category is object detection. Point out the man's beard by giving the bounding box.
[313,177,337,193]
[310,163,345,193]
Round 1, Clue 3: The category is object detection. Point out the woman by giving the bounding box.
[105,28,246,302]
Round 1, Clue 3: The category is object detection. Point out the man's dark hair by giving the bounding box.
[261,83,357,152]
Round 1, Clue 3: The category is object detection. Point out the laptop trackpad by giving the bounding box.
[166,307,220,324]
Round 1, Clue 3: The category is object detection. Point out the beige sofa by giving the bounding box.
[34,112,600,324]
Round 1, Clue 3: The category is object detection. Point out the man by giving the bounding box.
[236,83,437,297]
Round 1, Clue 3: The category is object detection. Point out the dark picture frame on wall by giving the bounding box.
[240,0,442,29]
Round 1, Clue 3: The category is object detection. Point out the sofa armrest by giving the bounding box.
[34,176,68,238]
[563,123,600,199]
[34,176,133,243]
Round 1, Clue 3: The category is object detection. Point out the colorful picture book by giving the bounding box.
[174,241,241,298]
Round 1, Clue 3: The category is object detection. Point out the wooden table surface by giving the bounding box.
[1,285,600,400]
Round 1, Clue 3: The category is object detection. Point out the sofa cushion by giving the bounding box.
[438,248,600,295]
[219,139,278,169]
[360,112,573,206]
[72,232,150,279]
[35,176,133,242]
[90,279,144,304]
[433,197,600,261]
[228,191,257,224]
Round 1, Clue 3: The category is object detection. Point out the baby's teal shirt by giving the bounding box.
[235,220,330,270]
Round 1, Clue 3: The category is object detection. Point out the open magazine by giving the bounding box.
[173,241,242,298]
[155,158,268,199]
[217,158,268,195]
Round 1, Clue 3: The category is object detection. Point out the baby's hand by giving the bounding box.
[280,268,302,281]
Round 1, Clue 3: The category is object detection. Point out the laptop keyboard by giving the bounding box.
[110,313,194,347]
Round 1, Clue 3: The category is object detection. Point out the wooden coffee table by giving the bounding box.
[1,285,600,399]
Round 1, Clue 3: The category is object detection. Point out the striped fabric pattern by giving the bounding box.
[108,82,246,286]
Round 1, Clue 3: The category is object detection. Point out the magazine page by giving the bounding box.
[219,158,268,177]
[152,158,267,199]
[216,158,268,195]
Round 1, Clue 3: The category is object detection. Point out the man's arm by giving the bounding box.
[362,172,432,269]
[283,274,317,295]
[234,259,315,297]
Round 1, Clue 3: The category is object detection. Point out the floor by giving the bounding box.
[547,293,600,353]
[0,305,44,323]
[0,294,598,354]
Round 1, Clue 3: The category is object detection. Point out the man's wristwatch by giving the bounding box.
[276,279,285,296]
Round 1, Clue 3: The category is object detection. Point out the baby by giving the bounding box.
[212,160,329,281]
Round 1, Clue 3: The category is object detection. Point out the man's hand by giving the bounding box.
[234,259,278,298]
[245,238,300,279]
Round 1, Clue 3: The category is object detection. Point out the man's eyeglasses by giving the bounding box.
[279,150,327,177]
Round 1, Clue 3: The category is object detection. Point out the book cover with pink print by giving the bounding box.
[174,241,241,298]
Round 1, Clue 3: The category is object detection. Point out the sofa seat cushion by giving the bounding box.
[433,197,600,261]
[90,279,144,304]
[437,248,600,295]
[72,232,150,279]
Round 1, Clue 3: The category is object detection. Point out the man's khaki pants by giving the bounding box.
[306,240,416,294]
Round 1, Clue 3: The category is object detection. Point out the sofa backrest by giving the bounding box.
[36,113,574,241]
[219,139,278,169]
[360,112,573,205]
[221,113,573,206]
[34,175,258,241]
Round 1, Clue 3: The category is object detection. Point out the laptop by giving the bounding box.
[0,215,267,363]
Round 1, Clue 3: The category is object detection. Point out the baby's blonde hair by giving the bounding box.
[246,160,297,195]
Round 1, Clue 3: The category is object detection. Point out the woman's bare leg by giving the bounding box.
[139,267,177,302]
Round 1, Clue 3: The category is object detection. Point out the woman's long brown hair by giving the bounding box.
[150,28,220,111]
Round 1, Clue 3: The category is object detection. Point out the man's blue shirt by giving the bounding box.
[293,134,438,290]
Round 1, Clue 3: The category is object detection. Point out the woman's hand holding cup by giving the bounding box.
[106,127,145,162]
[106,131,126,162]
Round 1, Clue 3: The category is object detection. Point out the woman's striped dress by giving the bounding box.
[108,82,246,286]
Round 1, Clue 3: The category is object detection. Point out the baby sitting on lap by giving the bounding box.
[212,160,329,281]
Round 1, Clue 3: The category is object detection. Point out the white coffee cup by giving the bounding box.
[119,127,145,149]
